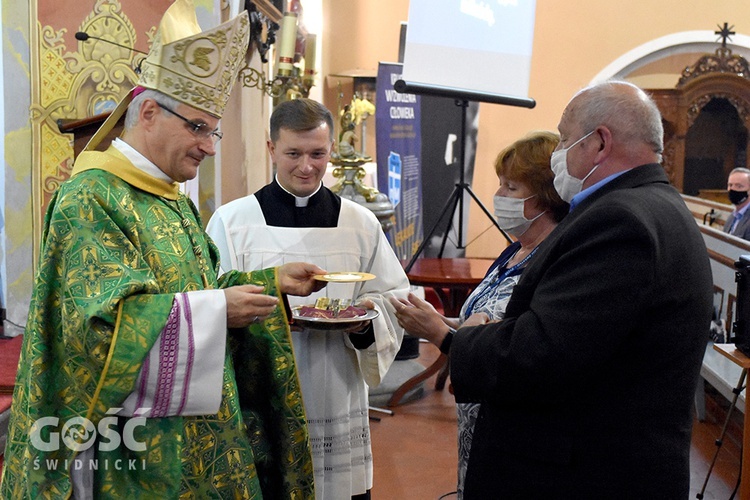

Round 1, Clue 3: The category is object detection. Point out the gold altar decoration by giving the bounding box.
[333,94,375,160]
[330,94,394,231]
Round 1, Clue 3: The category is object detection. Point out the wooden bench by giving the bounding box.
[682,194,732,230]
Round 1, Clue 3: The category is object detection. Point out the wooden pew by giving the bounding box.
[682,194,733,230]
[684,195,750,419]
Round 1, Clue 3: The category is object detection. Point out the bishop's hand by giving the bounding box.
[277,262,328,296]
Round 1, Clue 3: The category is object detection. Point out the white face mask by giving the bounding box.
[551,130,598,203]
[493,194,545,237]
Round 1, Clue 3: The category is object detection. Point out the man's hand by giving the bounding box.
[356,298,376,310]
[278,262,327,296]
[224,285,279,328]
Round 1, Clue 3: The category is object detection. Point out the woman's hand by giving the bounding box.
[463,312,490,327]
[389,292,451,345]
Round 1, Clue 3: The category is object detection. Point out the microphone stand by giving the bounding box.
[75,32,147,72]
[405,99,510,273]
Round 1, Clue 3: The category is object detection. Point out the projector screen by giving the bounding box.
[402,0,537,99]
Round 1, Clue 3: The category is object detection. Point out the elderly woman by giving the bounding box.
[390,130,567,498]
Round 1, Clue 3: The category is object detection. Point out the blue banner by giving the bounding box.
[376,62,423,261]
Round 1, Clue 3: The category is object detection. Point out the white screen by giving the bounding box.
[403,0,537,98]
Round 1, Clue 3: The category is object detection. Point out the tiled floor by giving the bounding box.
[371,341,740,500]
[370,342,459,499]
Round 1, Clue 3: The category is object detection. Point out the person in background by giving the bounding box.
[724,167,750,240]
[0,2,322,498]
[393,80,713,499]
[390,130,566,499]
[207,98,409,499]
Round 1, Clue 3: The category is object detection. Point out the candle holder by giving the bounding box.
[238,65,283,97]
[240,6,316,102]
[238,53,315,100]
[274,67,316,102]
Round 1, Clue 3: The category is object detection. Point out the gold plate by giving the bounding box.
[314,272,376,282]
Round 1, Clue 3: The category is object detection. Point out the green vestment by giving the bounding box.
[0,146,314,499]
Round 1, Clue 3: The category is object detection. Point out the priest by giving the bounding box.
[207,98,409,499]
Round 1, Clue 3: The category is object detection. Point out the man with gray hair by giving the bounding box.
[724,167,750,240]
[398,80,713,498]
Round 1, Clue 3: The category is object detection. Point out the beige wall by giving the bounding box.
[322,0,750,257]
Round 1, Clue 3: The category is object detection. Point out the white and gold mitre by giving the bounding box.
[138,0,250,117]
[84,0,249,151]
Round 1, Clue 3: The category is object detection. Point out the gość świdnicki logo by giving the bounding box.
[30,407,149,472]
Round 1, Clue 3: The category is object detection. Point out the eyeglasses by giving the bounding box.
[156,102,223,144]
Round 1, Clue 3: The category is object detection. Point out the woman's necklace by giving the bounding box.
[463,246,537,317]
[507,245,533,268]
[503,246,537,279]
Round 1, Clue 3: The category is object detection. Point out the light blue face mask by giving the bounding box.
[550,131,598,203]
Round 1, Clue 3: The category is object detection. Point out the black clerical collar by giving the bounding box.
[274,175,322,207]
[257,179,341,228]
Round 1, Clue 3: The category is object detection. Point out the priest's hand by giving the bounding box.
[277,262,328,296]
[356,298,376,310]
[340,299,376,333]
[389,292,450,345]
[224,285,279,328]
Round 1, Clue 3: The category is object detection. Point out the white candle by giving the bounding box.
[304,33,317,83]
[277,12,298,76]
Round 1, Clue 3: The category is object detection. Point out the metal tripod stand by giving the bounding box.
[404,99,511,273]
[696,368,746,499]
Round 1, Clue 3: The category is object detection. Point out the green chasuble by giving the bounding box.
[0,146,314,499]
